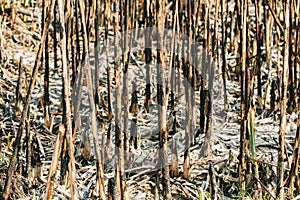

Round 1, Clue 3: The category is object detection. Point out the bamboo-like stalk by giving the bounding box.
[53,2,59,73]
[189,0,195,147]
[169,0,178,178]
[121,0,130,197]
[45,124,64,200]
[170,138,179,178]
[57,0,77,198]
[221,0,228,110]
[44,36,50,112]
[113,0,126,198]
[183,0,191,179]
[156,0,171,198]
[71,17,76,86]
[14,57,23,116]
[277,1,290,198]
[94,0,101,106]
[197,1,208,142]
[287,1,295,113]
[75,0,81,72]
[44,21,50,125]
[273,3,281,114]
[293,2,300,109]
[71,0,84,145]
[122,0,130,163]
[233,0,240,74]
[255,0,263,109]
[85,45,106,200]
[248,107,262,198]
[104,0,113,159]
[59,0,68,184]
[264,1,273,72]
[238,0,247,193]
[65,10,72,82]
[288,108,300,197]
[25,104,32,184]
[144,0,152,113]
[101,122,106,169]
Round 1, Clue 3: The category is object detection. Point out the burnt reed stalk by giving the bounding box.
[144,0,152,113]
[121,0,130,162]
[58,0,78,197]
[255,0,263,109]
[221,0,228,110]
[14,57,23,115]
[287,2,295,113]
[156,0,171,198]
[94,0,100,106]
[25,103,31,180]
[238,0,248,192]
[277,1,290,199]
[113,0,126,198]
[104,0,113,160]
[43,0,50,124]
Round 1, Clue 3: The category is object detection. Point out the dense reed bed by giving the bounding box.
[0,0,299,199]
